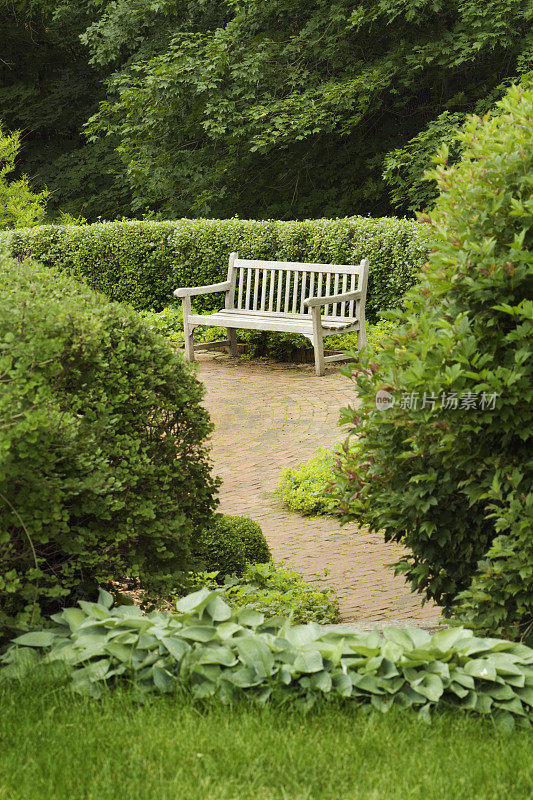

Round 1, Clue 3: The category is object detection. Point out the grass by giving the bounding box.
[1,677,532,800]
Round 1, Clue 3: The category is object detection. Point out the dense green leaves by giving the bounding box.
[193,514,271,579]
[3,0,532,219]
[186,561,340,624]
[0,122,48,229]
[0,254,218,637]
[2,588,533,729]
[334,84,533,640]
[3,216,428,320]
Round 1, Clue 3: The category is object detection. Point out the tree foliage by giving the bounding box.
[0,122,48,228]
[2,0,532,220]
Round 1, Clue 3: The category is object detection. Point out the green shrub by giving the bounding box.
[138,305,185,344]
[334,83,533,638]
[0,122,48,230]
[3,588,533,730]
[0,255,218,639]
[194,514,271,579]
[3,216,428,321]
[278,448,339,516]
[231,517,271,564]
[222,562,340,624]
[187,562,339,624]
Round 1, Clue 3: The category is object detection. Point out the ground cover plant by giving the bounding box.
[184,562,340,624]
[2,680,532,800]
[3,588,533,732]
[333,83,533,641]
[278,448,340,517]
[0,254,218,639]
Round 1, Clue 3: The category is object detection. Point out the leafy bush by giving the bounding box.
[232,518,271,564]
[194,514,271,579]
[0,255,218,639]
[278,448,339,516]
[3,216,428,321]
[2,588,533,730]
[189,562,340,624]
[0,122,48,230]
[334,83,533,638]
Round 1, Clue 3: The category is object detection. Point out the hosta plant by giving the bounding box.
[2,589,532,730]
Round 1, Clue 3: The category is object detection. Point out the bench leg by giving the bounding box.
[357,316,367,350]
[227,327,237,356]
[182,297,195,362]
[311,307,325,377]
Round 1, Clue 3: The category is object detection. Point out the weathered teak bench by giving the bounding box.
[174,253,369,376]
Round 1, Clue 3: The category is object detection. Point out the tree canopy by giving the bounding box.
[2,0,532,220]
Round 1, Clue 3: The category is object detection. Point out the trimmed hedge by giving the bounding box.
[3,217,429,321]
[0,254,218,638]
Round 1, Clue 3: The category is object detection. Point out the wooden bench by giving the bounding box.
[174,253,369,376]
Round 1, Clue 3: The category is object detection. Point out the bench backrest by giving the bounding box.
[226,254,368,319]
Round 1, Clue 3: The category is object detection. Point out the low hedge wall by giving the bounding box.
[3,217,429,320]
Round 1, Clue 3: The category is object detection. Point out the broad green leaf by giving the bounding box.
[351,672,385,694]
[236,636,274,678]
[382,628,415,649]
[98,588,114,609]
[175,588,218,615]
[412,673,443,702]
[216,621,243,639]
[494,697,526,717]
[180,625,217,642]
[285,624,322,647]
[493,710,515,734]
[463,659,497,681]
[237,608,265,627]
[431,628,472,652]
[332,671,352,697]
[152,666,175,692]
[474,694,493,714]
[160,637,189,661]
[517,686,533,707]
[223,666,262,688]
[294,649,323,674]
[381,641,403,662]
[78,601,111,620]
[198,646,237,667]
[58,608,87,631]
[205,596,232,622]
[104,643,133,662]
[13,631,57,647]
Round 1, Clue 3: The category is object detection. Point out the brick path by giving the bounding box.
[197,352,442,627]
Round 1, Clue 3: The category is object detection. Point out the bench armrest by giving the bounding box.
[304,290,362,308]
[174,280,231,299]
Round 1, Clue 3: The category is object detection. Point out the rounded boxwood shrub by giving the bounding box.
[334,83,533,639]
[230,515,271,564]
[194,514,270,578]
[0,254,218,640]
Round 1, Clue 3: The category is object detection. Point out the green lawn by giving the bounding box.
[1,679,532,800]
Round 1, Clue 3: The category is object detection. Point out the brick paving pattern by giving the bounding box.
[197,352,442,627]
